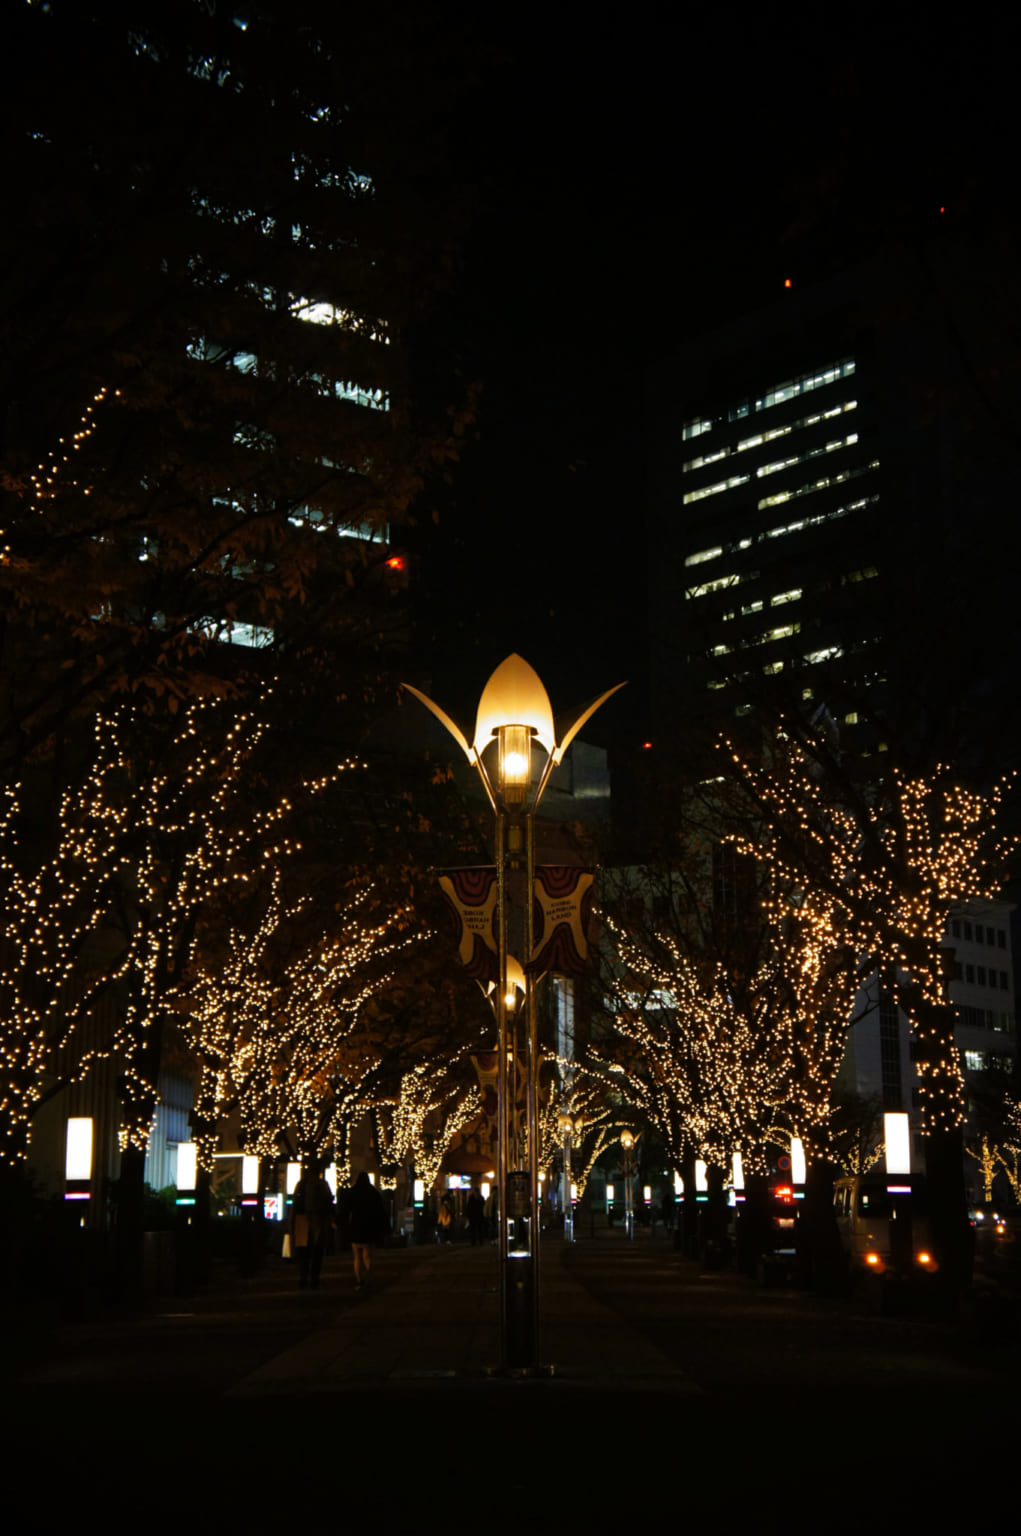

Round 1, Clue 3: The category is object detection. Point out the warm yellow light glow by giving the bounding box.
[620,1130,635,1151]
[475,656,556,758]
[65,1118,93,1181]
[498,724,531,802]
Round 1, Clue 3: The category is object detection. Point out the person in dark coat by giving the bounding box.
[291,1162,335,1290]
[348,1170,388,1290]
[466,1179,487,1246]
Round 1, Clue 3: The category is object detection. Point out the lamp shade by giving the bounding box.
[474,655,556,757]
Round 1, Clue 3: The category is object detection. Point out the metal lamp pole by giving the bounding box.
[403,656,624,1371]
[558,1111,574,1242]
[621,1130,636,1241]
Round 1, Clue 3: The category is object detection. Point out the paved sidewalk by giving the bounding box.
[229,1233,700,1397]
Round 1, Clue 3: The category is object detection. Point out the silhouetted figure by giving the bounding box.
[349,1171,388,1290]
[292,1163,334,1289]
[466,1181,486,1246]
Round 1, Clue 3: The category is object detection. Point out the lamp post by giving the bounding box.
[558,1110,580,1242]
[403,655,623,1370]
[620,1129,636,1240]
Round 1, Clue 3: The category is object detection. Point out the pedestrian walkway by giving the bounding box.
[228,1231,700,1397]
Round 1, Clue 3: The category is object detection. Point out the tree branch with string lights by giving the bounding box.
[719,728,1018,1287]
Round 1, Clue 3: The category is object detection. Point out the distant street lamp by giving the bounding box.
[404,655,623,1370]
[558,1110,581,1242]
[620,1129,637,1240]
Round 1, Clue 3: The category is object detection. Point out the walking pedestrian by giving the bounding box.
[291,1161,334,1290]
[348,1171,389,1291]
[466,1179,486,1246]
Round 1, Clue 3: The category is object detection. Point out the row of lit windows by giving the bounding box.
[682,400,857,474]
[711,622,799,657]
[683,432,861,505]
[706,642,845,686]
[684,493,879,570]
[688,565,875,607]
[680,360,856,441]
[963,1049,1015,1072]
[289,299,389,343]
[757,459,879,511]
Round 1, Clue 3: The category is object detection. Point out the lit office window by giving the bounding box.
[684,546,724,567]
[686,572,741,598]
[752,360,856,412]
[758,465,879,511]
[682,401,857,473]
[682,473,751,505]
[755,433,859,479]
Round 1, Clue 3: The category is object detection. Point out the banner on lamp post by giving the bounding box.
[528,867,594,976]
[437,868,500,984]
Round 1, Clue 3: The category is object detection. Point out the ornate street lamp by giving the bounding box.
[620,1129,637,1241]
[403,655,623,1369]
[558,1110,580,1243]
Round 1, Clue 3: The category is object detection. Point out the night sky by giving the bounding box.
[410,8,1021,743]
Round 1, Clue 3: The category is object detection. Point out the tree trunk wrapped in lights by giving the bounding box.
[181,877,419,1168]
[592,904,858,1182]
[378,1062,483,1197]
[0,692,346,1166]
[722,734,1017,1292]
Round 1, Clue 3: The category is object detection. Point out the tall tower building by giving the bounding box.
[643,257,1019,1158]
[646,254,1020,767]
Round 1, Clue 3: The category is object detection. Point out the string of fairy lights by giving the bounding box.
[182,875,421,1169]
[0,687,362,1164]
[1,385,120,580]
[539,1073,615,1201]
[379,1060,483,1194]
[588,740,1014,1181]
[721,737,1017,1138]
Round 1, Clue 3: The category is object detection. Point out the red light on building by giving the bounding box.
[641,741,653,751]
[784,278,792,288]
[385,554,406,571]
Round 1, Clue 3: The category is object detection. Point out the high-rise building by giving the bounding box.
[643,257,1019,1165]
[646,255,1020,767]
